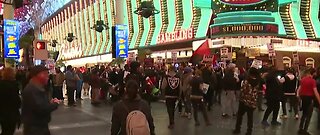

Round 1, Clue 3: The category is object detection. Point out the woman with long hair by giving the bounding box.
[0,67,21,135]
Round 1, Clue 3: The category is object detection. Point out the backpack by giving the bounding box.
[240,80,258,108]
[124,102,150,135]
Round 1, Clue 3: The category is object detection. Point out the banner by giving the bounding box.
[115,25,129,58]
[3,20,20,59]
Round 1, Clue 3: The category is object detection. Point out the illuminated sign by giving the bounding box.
[219,0,267,5]
[4,19,20,58]
[210,23,278,37]
[60,43,83,59]
[157,28,194,44]
[115,24,129,58]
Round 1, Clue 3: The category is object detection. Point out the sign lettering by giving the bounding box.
[115,24,129,58]
[4,20,20,59]
[157,28,194,44]
[210,23,278,37]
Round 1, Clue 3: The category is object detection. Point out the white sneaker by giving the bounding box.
[281,115,288,119]
[295,114,299,119]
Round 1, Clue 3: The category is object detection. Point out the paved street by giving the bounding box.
[15,99,320,135]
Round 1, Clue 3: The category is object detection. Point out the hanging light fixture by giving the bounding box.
[134,1,160,18]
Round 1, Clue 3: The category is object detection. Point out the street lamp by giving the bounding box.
[134,1,160,18]
[91,20,109,33]
[65,33,76,42]
[51,40,58,47]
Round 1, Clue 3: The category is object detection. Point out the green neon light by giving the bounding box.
[211,21,278,26]
[106,0,112,52]
[99,0,107,54]
[79,11,86,56]
[75,12,81,55]
[290,2,307,39]
[310,0,320,38]
[150,0,162,45]
[217,11,272,17]
[139,17,150,47]
[83,7,90,56]
[130,0,139,48]
[166,0,176,33]
[123,0,129,26]
[196,8,212,38]
[272,12,286,35]
[214,15,275,24]
[93,3,100,55]
[181,0,193,29]
[88,5,95,55]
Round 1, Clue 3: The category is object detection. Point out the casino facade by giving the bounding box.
[194,0,320,69]
[40,0,320,68]
[40,0,212,66]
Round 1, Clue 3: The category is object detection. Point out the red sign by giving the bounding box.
[157,28,194,44]
[220,0,267,5]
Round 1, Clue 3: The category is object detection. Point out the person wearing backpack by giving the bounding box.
[111,80,155,135]
[233,67,260,135]
[161,66,181,129]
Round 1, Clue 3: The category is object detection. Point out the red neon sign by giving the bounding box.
[220,0,267,5]
[157,28,194,44]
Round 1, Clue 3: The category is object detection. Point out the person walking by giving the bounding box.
[111,80,155,135]
[297,69,320,135]
[161,66,181,129]
[178,67,193,119]
[65,65,79,106]
[90,69,102,105]
[53,68,65,100]
[221,64,239,117]
[281,68,299,119]
[190,71,211,126]
[76,69,84,100]
[262,68,283,126]
[22,66,60,135]
[233,68,260,135]
[0,67,21,135]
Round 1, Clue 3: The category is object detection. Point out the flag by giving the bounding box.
[190,39,211,64]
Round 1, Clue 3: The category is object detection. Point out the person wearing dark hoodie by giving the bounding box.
[233,67,260,135]
[281,68,299,119]
[111,80,155,135]
[261,68,283,126]
[190,67,211,126]
[161,66,181,129]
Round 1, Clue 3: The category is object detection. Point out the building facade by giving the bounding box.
[40,0,212,65]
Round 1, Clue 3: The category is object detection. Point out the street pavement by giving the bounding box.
[15,99,320,135]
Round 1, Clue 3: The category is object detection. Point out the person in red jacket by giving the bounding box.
[297,69,320,135]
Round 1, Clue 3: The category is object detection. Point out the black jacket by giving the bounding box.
[22,81,58,127]
[111,98,155,135]
[223,72,238,91]
[0,80,21,121]
[265,72,283,101]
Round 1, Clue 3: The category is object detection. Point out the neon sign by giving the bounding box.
[115,25,129,58]
[219,0,268,5]
[157,28,194,44]
[4,20,20,59]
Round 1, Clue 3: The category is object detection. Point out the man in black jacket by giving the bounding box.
[22,66,60,135]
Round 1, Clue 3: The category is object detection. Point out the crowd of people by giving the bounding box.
[1,61,320,135]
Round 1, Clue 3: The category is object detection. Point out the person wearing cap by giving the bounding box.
[21,65,60,135]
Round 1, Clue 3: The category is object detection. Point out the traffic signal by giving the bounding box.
[33,40,48,60]
[36,41,46,50]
